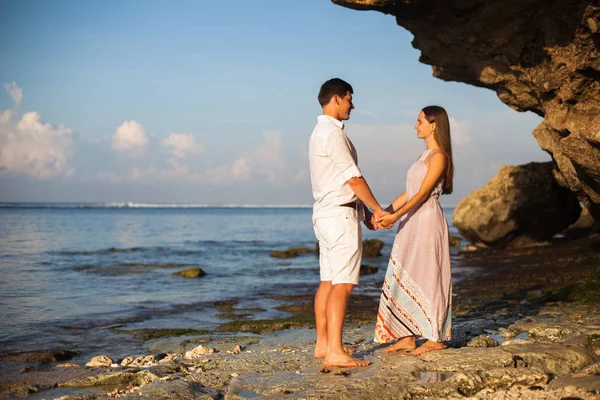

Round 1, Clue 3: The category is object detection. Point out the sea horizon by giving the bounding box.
[0,201,458,209]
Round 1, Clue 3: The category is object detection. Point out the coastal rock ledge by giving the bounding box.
[332,0,600,221]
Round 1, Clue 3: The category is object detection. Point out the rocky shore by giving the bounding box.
[1,234,599,400]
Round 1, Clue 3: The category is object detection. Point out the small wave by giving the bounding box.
[58,246,171,256]
[74,263,195,276]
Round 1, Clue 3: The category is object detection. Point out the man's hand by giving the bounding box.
[363,209,376,230]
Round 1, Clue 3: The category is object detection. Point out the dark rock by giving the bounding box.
[359,264,378,276]
[453,162,581,247]
[172,267,206,278]
[362,238,384,257]
[467,334,499,348]
[270,247,316,258]
[118,379,219,400]
[110,328,210,341]
[0,349,79,363]
[333,0,600,222]
[270,250,297,259]
[449,235,462,247]
[502,340,598,375]
[61,370,159,387]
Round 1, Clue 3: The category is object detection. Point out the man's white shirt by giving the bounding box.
[309,115,363,222]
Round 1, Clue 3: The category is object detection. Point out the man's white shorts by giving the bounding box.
[313,207,363,285]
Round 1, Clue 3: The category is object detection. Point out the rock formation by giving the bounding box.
[332,0,600,221]
[453,162,581,247]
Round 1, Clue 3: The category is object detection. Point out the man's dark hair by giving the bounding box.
[317,78,353,107]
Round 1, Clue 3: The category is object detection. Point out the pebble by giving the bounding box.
[121,356,134,367]
[185,345,214,359]
[85,355,113,367]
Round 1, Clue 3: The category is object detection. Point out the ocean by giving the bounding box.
[0,203,465,361]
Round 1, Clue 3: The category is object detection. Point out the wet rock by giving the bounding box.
[529,325,575,342]
[359,264,378,276]
[362,238,384,257]
[85,355,113,367]
[467,334,499,348]
[446,371,485,396]
[0,349,79,363]
[172,267,206,278]
[116,379,219,400]
[270,247,314,259]
[61,370,159,387]
[59,370,158,387]
[56,363,81,368]
[419,347,515,371]
[482,367,548,390]
[453,162,581,247]
[112,327,211,341]
[503,341,598,374]
[449,234,462,247]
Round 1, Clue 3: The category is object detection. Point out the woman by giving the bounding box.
[374,105,454,356]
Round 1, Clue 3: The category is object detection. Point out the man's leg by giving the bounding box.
[324,283,370,367]
[313,280,332,358]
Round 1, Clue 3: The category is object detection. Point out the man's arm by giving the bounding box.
[347,177,380,213]
[347,177,388,222]
[325,129,389,223]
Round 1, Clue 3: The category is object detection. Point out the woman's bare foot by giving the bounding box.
[384,336,416,353]
[324,351,371,367]
[314,346,355,359]
[411,340,444,356]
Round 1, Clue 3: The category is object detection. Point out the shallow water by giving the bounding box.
[0,205,467,359]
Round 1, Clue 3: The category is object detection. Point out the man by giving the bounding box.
[309,78,388,367]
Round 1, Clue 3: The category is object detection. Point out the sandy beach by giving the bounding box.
[1,232,599,400]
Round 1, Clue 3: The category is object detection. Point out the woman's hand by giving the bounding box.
[378,213,399,228]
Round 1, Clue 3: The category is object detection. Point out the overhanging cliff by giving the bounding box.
[332,0,600,220]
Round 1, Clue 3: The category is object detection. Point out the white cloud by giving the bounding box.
[111,120,147,151]
[449,117,472,150]
[4,82,23,106]
[0,110,74,179]
[96,131,288,186]
[162,133,205,158]
[294,169,307,182]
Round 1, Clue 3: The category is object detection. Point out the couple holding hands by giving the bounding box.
[309,78,453,368]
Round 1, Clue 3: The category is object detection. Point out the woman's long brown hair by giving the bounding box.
[422,105,454,194]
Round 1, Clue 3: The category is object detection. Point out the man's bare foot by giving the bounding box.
[324,352,371,367]
[314,346,355,359]
[411,340,444,356]
[384,336,416,353]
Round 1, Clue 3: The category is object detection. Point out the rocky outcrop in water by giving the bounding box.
[332,0,600,222]
[453,162,581,247]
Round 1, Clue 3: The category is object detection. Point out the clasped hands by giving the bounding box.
[365,208,398,231]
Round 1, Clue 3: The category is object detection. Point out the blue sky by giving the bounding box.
[0,0,548,206]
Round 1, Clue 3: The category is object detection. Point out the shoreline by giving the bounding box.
[1,234,599,399]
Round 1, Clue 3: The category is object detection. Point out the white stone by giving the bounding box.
[120,356,134,367]
[85,355,113,367]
